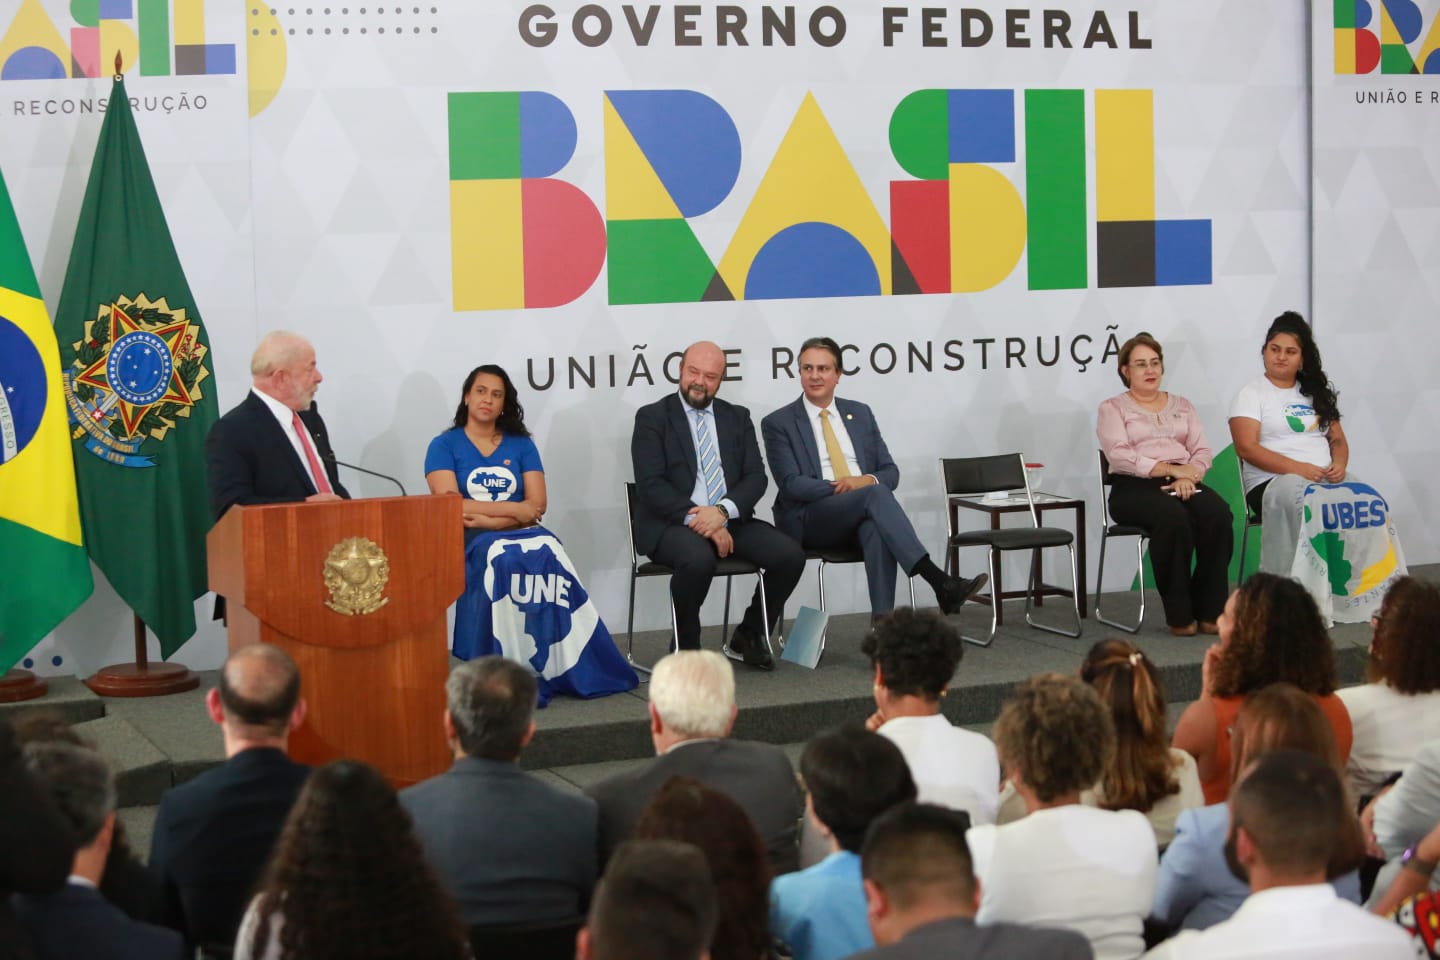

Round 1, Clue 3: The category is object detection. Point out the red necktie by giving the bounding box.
[292,411,333,495]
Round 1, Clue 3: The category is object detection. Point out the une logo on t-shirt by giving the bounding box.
[467,465,517,501]
[1282,402,1318,434]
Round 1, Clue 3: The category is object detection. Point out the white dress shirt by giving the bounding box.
[251,388,325,492]
[802,396,861,481]
[1142,883,1421,959]
[679,394,738,523]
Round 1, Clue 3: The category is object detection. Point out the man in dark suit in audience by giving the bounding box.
[148,644,310,952]
[0,717,76,960]
[761,336,987,619]
[631,340,805,669]
[851,803,1093,960]
[586,650,803,874]
[13,741,184,960]
[400,656,598,927]
[205,330,349,520]
[576,840,717,960]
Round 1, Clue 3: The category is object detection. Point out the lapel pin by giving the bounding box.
[503,459,511,465]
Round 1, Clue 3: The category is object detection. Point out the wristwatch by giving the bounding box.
[1402,843,1438,878]
[715,503,730,520]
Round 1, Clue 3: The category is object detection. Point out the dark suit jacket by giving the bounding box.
[148,747,310,949]
[586,738,802,875]
[630,393,769,556]
[846,916,1093,960]
[0,717,75,960]
[12,883,186,960]
[761,397,900,540]
[205,391,350,520]
[399,756,597,927]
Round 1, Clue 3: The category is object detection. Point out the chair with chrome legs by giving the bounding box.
[1234,456,1263,585]
[938,454,1082,647]
[623,482,769,676]
[802,543,916,661]
[1094,450,1150,633]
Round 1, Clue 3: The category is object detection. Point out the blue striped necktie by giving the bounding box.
[696,409,726,505]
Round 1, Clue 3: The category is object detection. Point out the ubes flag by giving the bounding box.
[55,75,218,657]
[0,166,94,672]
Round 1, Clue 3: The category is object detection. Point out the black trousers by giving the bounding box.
[649,518,806,650]
[1108,475,1233,627]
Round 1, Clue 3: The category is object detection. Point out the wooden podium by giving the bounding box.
[208,495,463,786]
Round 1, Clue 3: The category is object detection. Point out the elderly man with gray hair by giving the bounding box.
[400,656,598,927]
[587,649,803,873]
[13,742,186,960]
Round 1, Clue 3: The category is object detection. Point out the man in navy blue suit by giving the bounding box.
[12,741,185,960]
[761,337,986,619]
[205,330,350,520]
[631,341,805,668]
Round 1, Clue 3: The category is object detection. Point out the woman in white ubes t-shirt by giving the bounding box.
[1227,311,1349,575]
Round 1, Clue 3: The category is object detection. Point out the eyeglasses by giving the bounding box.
[1128,359,1162,370]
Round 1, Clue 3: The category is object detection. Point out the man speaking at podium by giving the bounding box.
[205,331,350,520]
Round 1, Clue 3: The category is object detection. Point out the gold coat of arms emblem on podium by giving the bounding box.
[323,537,391,615]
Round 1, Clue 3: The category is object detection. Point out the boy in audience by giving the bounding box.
[576,839,718,960]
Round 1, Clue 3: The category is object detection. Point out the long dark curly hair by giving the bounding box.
[1081,640,1180,813]
[248,760,469,960]
[1265,312,1340,429]
[632,777,772,960]
[1370,577,1440,694]
[449,364,531,437]
[1210,574,1337,699]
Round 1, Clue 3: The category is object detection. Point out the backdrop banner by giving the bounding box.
[1,1,1314,670]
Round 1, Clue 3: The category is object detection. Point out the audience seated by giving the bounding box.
[1142,750,1408,959]
[1153,683,1363,932]
[12,741,184,960]
[970,673,1157,960]
[861,608,1000,824]
[148,644,310,952]
[1340,576,1440,800]
[9,712,154,922]
[399,656,597,927]
[235,759,468,960]
[576,840,719,960]
[770,726,918,960]
[587,650,803,874]
[632,777,773,960]
[851,802,1093,960]
[0,714,74,960]
[1365,738,1440,909]
[1171,574,1352,804]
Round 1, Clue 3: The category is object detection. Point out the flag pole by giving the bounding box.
[84,613,200,697]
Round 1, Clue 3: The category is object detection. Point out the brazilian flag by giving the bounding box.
[54,76,218,657]
[0,164,94,672]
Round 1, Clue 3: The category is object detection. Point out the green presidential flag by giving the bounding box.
[0,165,94,672]
[55,76,218,657]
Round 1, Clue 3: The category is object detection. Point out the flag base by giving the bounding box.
[84,662,200,698]
[0,669,48,703]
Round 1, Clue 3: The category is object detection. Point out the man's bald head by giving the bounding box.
[678,341,725,410]
[217,644,302,737]
[251,331,323,411]
[251,331,312,377]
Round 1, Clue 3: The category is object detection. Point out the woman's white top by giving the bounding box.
[1338,682,1440,798]
[1229,375,1331,492]
[877,713,1000,825]
[968,805,1157,960]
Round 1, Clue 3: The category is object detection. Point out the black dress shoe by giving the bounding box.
[723,623,775,671]
[936,572,989,614]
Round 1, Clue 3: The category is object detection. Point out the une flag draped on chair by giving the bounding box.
[0,165,94,672]
[54,75,219,657]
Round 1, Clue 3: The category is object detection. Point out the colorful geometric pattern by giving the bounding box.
[0,0,235,80]
[1334,0,1440,73]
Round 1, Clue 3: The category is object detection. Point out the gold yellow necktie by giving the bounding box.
[820,409,852,479]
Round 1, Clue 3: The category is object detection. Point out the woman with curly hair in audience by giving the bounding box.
[968,673,1157,960]
[995,641,1203,845]
[632,776,775,960]
[1339,576,1440,800]
[1153,683,1363,932]
[1171,572,1352,804]
[234,760,469,960]
[861,607,1000,825]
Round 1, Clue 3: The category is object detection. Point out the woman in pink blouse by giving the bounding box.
[1096,333,1233,636]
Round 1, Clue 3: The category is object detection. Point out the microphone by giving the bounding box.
[320,449,408,496]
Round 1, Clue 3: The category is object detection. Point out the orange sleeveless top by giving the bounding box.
[1201,693,1354,805]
